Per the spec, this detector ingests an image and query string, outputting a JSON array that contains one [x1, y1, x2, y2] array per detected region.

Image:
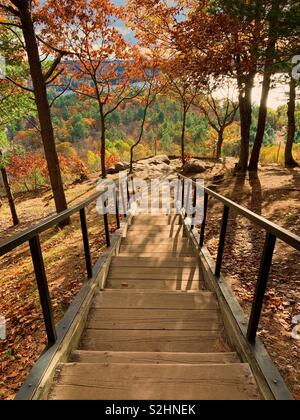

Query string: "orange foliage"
[[7, 152, 88, 191], [105, 154, 119, 169]]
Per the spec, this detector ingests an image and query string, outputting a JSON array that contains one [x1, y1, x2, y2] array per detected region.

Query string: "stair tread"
[[107, 267, 201, 280], [106, 278, 202, 290], [70, 350, 240, 364], [111, 256, 199, 267], [92, 290, 218, 310], [79, 329, 227, 352], [86, 308, 222, 330], [50, 363, 260, 400]]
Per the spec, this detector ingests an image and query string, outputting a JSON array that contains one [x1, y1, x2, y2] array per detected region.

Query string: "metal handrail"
[[177, 173, 300, 342], [178, 174, 300, 251], [0, 190, 105, 256], [0, 187, 120, 347]]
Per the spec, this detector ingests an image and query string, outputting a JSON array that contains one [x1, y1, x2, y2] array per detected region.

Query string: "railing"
[[0, 188, 122, 347], [178, 174, 300, 343]]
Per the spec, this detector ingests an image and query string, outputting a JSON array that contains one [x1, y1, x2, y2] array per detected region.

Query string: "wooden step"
[[70, 350, 240, 365], [131, 215, 182, 225], [128, 225, 185, 233], [121, 238, 192, 245], [120, 246, 195, 256], [86, 308, 222, 330], [50, 363, 260, 400], [108, 267, 201, 280], [126, 226, 187, 240], [79, 330, 224, 352], [106, 278, 202, 290], [131, 220, 182, 226], [119, 252, 196, 258], [110, 256, 199, 268], [92, 290, 218, 310]]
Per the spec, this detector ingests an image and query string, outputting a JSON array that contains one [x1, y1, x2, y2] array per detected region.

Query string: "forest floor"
[[203, 163, 300, 400], [0, 160, 299, 399], [0, 175, 117, 399]]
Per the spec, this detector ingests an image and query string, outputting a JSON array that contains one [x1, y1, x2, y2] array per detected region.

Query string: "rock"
[[107, 167, 119, 175], [115, 162, 130, 172], [182, 159, 206, 174], [148, 155, 170, 165], [107, 162, 130, 174]]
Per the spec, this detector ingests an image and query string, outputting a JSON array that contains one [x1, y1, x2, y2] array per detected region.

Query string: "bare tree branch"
[[43, 53, 65, 82], [5, 76, 34, 93], [49, 78, 73, 108]]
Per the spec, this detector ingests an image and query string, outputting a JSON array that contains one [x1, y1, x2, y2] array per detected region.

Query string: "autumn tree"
[[129, 52, 162, 173], [173, 1, 261, 171], [279, 36, 300, 167], [285, 72, 299, 167], [41, 0, 142, 178], [161, 56, 206, 165], [0, 26, 34, 225], [0, 0, 69, 219], [193, 79, 239, 159], [248, 0, 299, 171]]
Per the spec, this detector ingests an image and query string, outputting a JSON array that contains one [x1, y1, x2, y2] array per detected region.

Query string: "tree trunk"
[[181, 108, 187, 166], [248, 62, 273, 171], [237, 73, 255, 171], [249, 7, 278, 173], [285, 75, 298, 168], [100, 109, 106, 179], [17, 3, 69, 221], [0, 165, 19, 226], [130, 102, 149, 174], [216, 128, 224, 160]]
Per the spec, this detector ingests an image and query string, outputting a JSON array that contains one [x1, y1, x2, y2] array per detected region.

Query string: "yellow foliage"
[[56, 142, 78, 159], [259, 144, 300, 164], [224, 122, 240, 145]]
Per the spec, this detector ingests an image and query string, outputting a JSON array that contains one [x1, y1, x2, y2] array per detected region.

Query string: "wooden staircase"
[[49, 214, 260, 400]]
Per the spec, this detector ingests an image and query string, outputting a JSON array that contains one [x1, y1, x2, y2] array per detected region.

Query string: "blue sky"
[[111, 0, 136, 44]]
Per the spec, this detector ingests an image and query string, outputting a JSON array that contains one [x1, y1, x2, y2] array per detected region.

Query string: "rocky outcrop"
[[182, 159, 207, 174], [147, 155, 170, 165], [107, 162, 130, 174]]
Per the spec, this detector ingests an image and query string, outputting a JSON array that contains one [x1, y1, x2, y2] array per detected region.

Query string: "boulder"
[[107, 167, 119, 175], [114, 162, 129, 172], [182, 159, 207, 174], [148, 155, 170, 165], [107, 162, 130, 174]]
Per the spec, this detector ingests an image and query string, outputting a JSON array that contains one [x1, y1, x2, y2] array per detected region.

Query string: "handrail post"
[[79, 208, 93, 279], [184, 179, 191, 219], [191, 179, 197, 230], [103, 198, 111, 247], [115, 187, 120, 229], [131, 176, 135, 199], [247, 232, 276, 342], [181, 177, 185, 210], [29, 235, 57, 346], [199, 192, 208, 248], [215, 205, 229, 278], [127, 178, 130, 206], [120, 181, 127, 218], [175, 176, 181, 214]]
